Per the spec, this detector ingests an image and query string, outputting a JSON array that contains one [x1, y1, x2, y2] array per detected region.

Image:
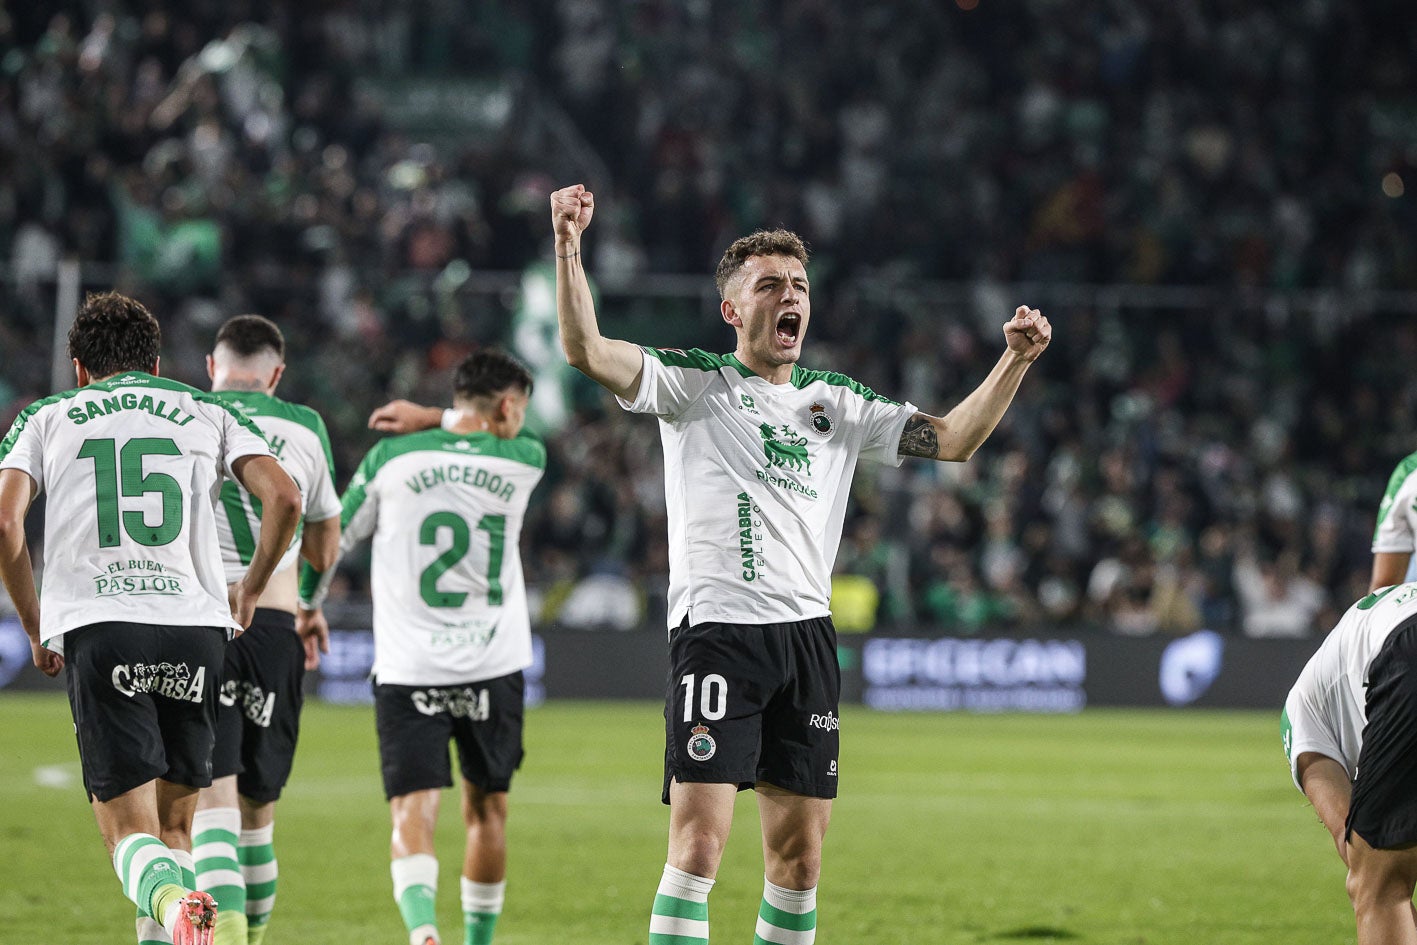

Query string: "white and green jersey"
[[209, 391, 340, 584], [0, 372, 275, 643], [618, 347, 916, 629], [1373, 452, 1417, 566], [338, 428, 545, 686], [1282, 582, 1417, 790]]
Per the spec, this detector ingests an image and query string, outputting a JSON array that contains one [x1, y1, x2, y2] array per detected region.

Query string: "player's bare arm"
[[369, 399, 445, 434], [294, 515, 339, 667], [1370, 552, 1411, 592], [295, 605, 330, 670], [301, 515, 340, 573], [551, 184, 644, 400], [898, 306, 1052, 461], [230, 454, 302, 628], [1296, 751, 1353, 865], [0, 468, 59, 675]]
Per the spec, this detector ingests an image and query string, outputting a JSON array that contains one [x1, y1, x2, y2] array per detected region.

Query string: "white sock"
[[659, 863, 714, 902], [460, 877, 506, 914], [392, 853, 440, 945]]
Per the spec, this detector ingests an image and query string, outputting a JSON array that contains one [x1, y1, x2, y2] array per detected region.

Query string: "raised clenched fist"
[[1003, 305, 1052, 362], [550, 184, 595, 243]]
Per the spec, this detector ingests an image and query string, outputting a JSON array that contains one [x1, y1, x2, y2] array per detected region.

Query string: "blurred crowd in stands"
[[1, 0, 1415, 636]]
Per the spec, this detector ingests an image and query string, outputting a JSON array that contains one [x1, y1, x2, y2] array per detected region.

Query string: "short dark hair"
[[67, 291, 161, 379], [454, 348, 533, 402], [714, 229, 810, 298], [214, 314, 285, 360]]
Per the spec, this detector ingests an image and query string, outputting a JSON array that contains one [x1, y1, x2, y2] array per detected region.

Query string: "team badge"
[[808, 402, 834, 436], [687, 724, 717, 762]]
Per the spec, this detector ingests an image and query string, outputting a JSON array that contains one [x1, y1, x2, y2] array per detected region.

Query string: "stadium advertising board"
[[0, 615, 1312, 711], [0, 616, 32, 691], [855, 635, 1087, 712], [843, 627, 1314, 711]]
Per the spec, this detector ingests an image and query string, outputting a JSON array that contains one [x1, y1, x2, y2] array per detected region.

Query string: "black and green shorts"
[[662, 615, 840, 804], [64, 622, 225, 802], [211, 608, 306, 803], [1349, 616, 1417, 849]]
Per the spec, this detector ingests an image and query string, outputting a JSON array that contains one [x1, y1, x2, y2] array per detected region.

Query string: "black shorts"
[[64, 622, 226, 803], [211, 609, 305, 804], [374, 672, 526, 800], [1349, 617, 1417, 849], [662, 616, 840, 804]]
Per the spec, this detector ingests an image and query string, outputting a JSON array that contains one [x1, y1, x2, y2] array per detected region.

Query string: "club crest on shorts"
[[687, 724, 717, 762], [808, 402, 833, 436]]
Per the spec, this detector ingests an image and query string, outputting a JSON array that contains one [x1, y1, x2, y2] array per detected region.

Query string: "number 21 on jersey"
[[419, 510, 505, 608]]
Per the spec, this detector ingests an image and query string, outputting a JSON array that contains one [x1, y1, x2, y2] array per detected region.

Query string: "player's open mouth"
[[776, 312, 801, 345]]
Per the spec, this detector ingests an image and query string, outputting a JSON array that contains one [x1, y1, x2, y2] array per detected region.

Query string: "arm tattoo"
[[897, 414, 940, 459]]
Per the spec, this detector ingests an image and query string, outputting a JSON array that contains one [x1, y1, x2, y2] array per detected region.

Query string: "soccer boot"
[[171, 891, 218, 945]]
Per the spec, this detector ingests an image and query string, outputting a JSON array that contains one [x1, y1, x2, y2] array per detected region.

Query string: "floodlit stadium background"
[[0, 4, 1410, 939], [3, 1, 1415, 642]]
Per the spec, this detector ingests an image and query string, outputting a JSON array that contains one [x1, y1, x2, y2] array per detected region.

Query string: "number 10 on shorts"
[[680, 673, 728, 722]]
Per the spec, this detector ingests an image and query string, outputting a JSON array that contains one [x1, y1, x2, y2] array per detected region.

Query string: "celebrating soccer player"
[[549, 183, 1051, 944], [189, 315, 342, 945], [303, 349, 545, 945], [0, 293, 301, 945], [1283, 581, 1417, 943]]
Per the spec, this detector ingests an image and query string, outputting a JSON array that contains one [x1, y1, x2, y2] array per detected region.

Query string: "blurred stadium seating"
[[2, 1, 1415, 637]]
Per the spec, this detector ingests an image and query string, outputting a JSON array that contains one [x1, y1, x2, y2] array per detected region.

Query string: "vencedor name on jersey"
[[405, 462, 517, 502]]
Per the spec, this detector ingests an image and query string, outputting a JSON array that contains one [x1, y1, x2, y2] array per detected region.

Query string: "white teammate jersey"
[[337, 428, 545, 686], [0, 371, 275, 643], [618, 347, 916, 629], [1373, 451, 1417, 560], [209, 391, 340, 584], [1282, 582, 1417, 790]]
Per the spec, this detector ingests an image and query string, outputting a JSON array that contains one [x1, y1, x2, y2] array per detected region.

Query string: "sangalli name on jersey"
[[65, 391, 196, 427]]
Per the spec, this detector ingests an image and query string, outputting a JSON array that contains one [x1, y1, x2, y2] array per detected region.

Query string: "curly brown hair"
[[714, 229, 809, 299], [67, 291, 161, 380]]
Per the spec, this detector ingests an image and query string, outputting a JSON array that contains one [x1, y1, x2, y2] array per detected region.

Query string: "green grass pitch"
[[0, 694, 1353, 943]]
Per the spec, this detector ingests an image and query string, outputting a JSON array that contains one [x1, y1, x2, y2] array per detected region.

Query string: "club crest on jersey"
[[808, 402, 834, 436], [687, 724, 717, 762], [759, 423, 811, 474]]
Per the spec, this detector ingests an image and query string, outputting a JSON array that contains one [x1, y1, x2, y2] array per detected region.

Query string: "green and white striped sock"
[[194, 809, 245, 914], [114, 834, 185, 916], [192, 812, 248, 945], [133, 848, 194, 945], [114, 833, 188, 941], [461, 877, 504, 945], [239, 823, 277, 944], [393, 853, 440, 945], [128, 849, 201, 945], [648, 863, 713, 945], [753, 879, 817, 945], [170, 849, 196, 890]]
